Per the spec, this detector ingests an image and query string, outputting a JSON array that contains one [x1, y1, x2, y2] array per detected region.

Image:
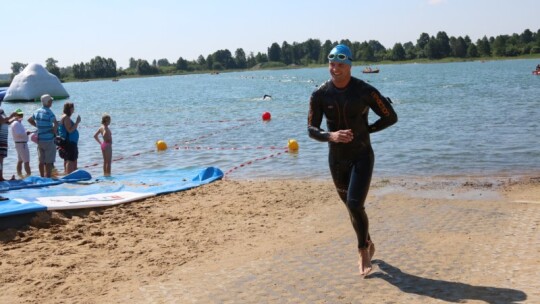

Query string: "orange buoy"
[[288, 139, 299, 151], [156, 140, 168, 151]]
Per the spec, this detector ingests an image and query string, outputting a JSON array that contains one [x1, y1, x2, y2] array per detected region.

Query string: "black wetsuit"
[[308, 77, 397, 249]]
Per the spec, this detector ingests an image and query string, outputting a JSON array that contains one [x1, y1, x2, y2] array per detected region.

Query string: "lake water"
[[2, 59, 539, 180]]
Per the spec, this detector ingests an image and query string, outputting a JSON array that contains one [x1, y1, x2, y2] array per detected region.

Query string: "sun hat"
[[40, 94, 54, 105], [328, 44, 353, 66], [15, 109, 24, 115]]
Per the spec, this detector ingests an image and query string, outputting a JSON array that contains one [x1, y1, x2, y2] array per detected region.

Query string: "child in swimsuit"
[[93, 114, 112, 176]]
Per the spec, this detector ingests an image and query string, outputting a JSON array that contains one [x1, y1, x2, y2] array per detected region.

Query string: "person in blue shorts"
[[28, 94, 58, 178], [308, 44, 398, 277]]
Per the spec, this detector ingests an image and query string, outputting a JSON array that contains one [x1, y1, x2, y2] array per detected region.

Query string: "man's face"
[[329, 61, 351, 83]]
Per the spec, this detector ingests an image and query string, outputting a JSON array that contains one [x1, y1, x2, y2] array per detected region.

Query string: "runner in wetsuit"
[[308, 44, 398, 277]]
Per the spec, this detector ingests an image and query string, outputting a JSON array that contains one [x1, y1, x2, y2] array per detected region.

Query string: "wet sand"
[[1, 175, 539, 303]]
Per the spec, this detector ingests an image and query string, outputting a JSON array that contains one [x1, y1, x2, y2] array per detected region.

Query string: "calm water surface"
[[3, 59, 539, 180]]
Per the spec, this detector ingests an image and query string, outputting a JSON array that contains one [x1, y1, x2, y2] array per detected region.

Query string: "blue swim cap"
[[328, 44, 352, 66]]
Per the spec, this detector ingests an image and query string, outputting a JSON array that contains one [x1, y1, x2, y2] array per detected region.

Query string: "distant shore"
[[1, 54, 539, 87]]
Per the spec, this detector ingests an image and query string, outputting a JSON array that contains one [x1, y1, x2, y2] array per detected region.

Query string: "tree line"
[[9, 28, 540, 81]]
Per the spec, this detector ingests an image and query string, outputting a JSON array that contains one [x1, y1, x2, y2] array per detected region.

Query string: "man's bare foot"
[[358, 248, 372, 277]]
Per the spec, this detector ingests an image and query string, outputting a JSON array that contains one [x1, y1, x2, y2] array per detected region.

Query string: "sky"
[[1, 0, 539, 74]]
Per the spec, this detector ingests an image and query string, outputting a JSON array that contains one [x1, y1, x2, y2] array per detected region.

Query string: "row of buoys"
[[155, 138, 299, 152], [155, 111, 300, 152]]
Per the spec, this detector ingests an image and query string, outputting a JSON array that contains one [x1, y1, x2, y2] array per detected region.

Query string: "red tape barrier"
[[223, 148, 290, 178], [81, 121, 257, 169]]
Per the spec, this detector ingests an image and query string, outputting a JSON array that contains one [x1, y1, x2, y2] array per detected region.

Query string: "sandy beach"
[[1, 174, 539, 303]]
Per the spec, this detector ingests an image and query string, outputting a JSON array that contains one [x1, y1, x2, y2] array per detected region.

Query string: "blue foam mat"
[[0, 167, 223, 218]]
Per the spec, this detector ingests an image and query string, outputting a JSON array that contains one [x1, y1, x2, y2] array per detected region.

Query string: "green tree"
[[304, 38, 321, 63], [129, 57, 137, 69], [477, 36, 491, 56], [246, 52, 257, 67], [416, 33, 430, 50], [467, 43, 478, 57], [436, 31, 451, 57], [88, 56, 117, 78], [255, 52, 268, 64], [492, 35, 508, 56], [358, 42, 375, 61], [403, 42, 417, 59], [10, 62, 27, 78], [136, 59, 158, 75], [268, 43, 281, 62], [424, 38, 441, 59], [212, 49, 235, 69], [72, 62, 88, 79], [205, 55, 213, 70], [45, 58, 61, 78], [367, 40, 386, 60], [234, 48, 247, 69], [391, 43, 406, 61], [212, 62, 224, 70], [157, 59, 170, 67], [281, 41, 294, 65], [176, 57, 188, 70], [450, 37, 467, 58], [197, 55, 206, 67], [319, 40, 334, 64]]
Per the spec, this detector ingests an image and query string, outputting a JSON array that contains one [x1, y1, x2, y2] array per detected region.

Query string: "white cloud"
[[428, 0, 446, 5]]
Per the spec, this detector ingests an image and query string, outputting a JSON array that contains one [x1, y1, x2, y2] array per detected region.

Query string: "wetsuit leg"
[[329, 151, 374, 249]]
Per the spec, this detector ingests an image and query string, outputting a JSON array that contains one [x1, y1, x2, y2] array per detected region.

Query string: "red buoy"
[[262, 111, 271, 121]]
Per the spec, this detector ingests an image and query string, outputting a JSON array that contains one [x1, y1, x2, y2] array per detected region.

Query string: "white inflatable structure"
[[3, 63, 69, 102]]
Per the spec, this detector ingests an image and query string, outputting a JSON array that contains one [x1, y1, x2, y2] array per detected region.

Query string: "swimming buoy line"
[[223, 148, 290, 178], [80, 120, 263, 169], [173, 145, 285, 151]]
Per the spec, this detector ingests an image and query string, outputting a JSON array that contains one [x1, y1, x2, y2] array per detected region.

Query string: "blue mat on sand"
[[0, 169, 91, 192], [0, 167, 223, 218]]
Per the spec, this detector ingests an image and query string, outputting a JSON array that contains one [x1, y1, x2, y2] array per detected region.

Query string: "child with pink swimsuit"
[[93, 114, 112, 176]]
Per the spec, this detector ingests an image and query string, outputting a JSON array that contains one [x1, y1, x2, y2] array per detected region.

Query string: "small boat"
[[362, 68, 380, 74]]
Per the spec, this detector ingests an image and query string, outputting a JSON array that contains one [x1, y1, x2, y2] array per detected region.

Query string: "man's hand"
[[329, 129, 353, 143]]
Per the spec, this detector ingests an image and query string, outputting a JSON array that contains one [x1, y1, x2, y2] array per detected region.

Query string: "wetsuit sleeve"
[[366, 90, 398, 133], [307, 92, 331, 142]]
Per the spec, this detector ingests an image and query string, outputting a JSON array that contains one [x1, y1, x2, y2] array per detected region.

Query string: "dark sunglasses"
[[328, 53, 351, 61]]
